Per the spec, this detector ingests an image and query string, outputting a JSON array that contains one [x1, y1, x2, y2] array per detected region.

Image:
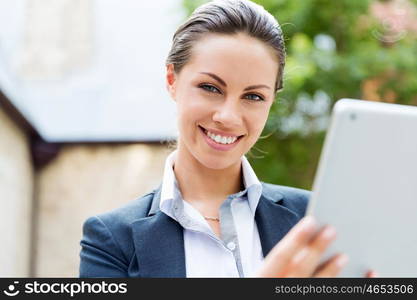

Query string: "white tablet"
[[306, 98, 417, 277]]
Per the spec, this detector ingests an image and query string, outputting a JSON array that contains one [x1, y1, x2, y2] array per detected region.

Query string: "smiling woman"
[[79, 0, 356, 278]]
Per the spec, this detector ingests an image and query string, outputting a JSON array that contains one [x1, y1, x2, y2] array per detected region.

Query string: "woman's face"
[[166, 32, 279, 170]]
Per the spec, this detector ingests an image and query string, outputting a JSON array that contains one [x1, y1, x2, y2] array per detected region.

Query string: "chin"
[[195, 151, 240, 170]]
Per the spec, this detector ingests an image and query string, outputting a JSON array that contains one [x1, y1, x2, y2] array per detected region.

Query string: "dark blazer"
[[79, 182, 310, 277]]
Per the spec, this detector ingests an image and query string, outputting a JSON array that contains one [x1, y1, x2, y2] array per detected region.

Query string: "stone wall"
[[0, 106, 33, 276]]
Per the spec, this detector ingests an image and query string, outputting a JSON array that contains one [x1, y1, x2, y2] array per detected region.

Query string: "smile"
[[198, 125, 244, 151]]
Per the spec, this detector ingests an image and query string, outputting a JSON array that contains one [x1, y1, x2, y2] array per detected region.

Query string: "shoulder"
[[260, 181, 311, 218], [85, 188, 157, 232], [81, 189, 157, 263], [94, 190, 156, 227]]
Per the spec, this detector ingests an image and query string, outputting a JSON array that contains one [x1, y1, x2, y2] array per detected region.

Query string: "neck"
[[173, 144, 244, 209]]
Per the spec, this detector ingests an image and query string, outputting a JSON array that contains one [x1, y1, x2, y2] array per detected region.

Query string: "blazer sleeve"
[[79, 216, 128, 277]]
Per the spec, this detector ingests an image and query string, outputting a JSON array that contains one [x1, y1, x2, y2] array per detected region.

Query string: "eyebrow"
[[199, 72, 271, 91]]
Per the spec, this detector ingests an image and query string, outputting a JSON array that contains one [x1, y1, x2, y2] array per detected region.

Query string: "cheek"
[[248, 108, 270, 133], [178, 88, 210, 114], [176, 92, 208, 127]]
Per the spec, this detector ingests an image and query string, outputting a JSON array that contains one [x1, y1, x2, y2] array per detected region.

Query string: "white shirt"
[[159, 150, 264, 277]]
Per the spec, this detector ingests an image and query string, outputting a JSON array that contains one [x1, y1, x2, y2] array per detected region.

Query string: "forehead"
[[183, 32, 279, 83]]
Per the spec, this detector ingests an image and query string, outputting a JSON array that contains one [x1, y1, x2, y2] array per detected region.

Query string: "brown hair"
[[166, 0, 286, 92]]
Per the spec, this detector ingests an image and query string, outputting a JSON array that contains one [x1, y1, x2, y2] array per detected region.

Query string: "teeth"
[[206, 130, 238, 145]]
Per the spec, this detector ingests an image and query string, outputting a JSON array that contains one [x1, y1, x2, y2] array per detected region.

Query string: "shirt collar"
[[160, 150, 178, 205], [160, 149, 263, 213], [241, 154, 263, 213]]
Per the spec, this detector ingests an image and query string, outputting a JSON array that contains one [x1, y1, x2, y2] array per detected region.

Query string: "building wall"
[[34, 143, 172, 276], [0, 106, 33, 276]]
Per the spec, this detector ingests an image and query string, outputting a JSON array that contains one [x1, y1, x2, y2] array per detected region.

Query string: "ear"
[[166, 64, 177, 101]]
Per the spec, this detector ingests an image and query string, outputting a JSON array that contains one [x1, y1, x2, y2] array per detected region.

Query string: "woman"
[[79, 0, 371, 278]]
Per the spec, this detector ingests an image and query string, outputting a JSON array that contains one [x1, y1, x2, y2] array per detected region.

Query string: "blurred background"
[[0, 0, 416, 277]]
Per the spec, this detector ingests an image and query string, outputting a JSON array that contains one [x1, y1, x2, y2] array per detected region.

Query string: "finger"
[[365, 270, 378, 278], [286, 225, 337, 277], [313, 253, 348, 278], [257, 216, 318, 277]]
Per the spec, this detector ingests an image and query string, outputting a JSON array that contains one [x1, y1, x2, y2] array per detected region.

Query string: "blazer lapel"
[[255, 184, 301, 257], [131, 187, 186, 278]]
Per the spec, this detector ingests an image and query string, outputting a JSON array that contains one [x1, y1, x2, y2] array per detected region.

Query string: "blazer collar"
[[254, 184, 301, 257], [131, 182, 300, 277]]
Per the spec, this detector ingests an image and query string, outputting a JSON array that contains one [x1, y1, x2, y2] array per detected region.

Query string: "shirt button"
[[227, 241, 236, 251]]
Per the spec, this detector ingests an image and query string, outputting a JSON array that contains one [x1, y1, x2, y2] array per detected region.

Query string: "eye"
[[199, 84, 221, 94], [244, 93, 265, 101]]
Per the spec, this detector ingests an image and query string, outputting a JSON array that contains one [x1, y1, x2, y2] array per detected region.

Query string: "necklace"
[[204, 216, 220, 222]]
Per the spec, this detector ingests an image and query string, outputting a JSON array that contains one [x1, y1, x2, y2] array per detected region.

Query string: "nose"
[[212, 98, 242, 128]]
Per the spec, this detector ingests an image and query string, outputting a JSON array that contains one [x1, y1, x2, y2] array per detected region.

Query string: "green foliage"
[[182, 0, 417, 189]]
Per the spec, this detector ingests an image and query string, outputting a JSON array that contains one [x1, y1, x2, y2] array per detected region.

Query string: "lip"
[[200, 126, 243, 138], [198, 125, 244, 152]]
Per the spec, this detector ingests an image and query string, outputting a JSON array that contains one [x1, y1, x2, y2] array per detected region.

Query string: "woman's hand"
[[256, 216, 348, 277]]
